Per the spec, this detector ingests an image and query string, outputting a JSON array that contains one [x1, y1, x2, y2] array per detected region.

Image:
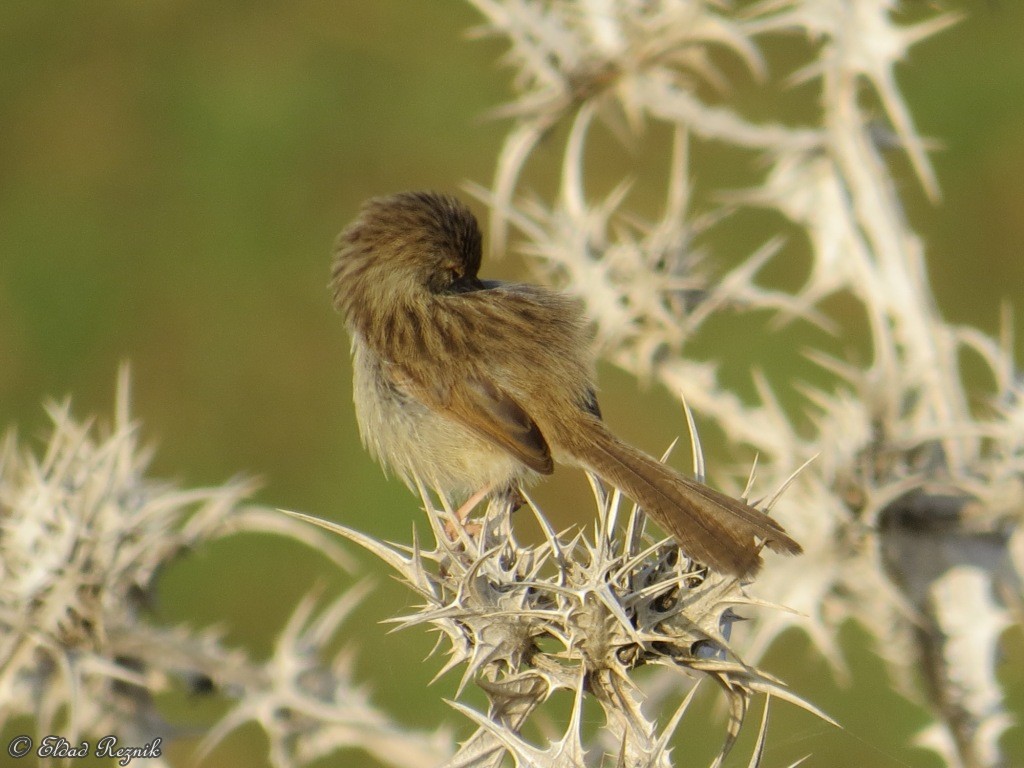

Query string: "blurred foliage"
[[0, 1, 1021, 766]]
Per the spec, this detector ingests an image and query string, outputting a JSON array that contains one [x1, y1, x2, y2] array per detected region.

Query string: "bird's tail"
[[569, 420, 801, 577]]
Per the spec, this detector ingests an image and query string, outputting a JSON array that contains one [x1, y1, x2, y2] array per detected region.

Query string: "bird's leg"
[[498, 484, 526, 512], [456, 484, 494, 523], [443, 484, 493, 541]]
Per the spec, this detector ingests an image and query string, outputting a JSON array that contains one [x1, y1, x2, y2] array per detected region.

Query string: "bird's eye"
[[435, 264, 482, 294]]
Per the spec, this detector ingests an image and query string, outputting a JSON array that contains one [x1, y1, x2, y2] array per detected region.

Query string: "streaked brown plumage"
[[332, 190, 801, 577]]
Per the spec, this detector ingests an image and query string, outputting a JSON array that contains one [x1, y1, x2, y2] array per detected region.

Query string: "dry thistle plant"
[[286, 444, 827, 768], [460, 1, 1024, 766], [0, 368, 449, 768]]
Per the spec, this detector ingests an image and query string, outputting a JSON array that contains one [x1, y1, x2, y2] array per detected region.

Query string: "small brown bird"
[[331, 191, 801, 577]]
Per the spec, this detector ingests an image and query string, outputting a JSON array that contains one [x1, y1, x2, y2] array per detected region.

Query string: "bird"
[[330, 190, 801, 577]]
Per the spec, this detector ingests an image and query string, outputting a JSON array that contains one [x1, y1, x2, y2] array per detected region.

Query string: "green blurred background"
[[1, 1, 1022, 766]]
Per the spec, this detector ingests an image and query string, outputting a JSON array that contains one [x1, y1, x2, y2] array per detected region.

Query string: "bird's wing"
[[396, 366, 554, 475]]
